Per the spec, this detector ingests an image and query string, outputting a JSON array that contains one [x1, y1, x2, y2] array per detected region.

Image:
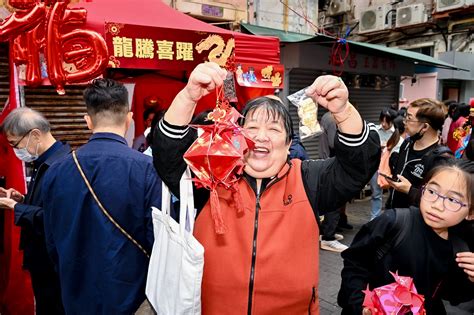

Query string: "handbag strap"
[[161, 167, 195, 236], [179, 167, 195, 235], [72, 151, 150, 258]]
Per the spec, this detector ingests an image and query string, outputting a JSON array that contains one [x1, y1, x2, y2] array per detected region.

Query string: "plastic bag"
[[287, 88, 322, 140]]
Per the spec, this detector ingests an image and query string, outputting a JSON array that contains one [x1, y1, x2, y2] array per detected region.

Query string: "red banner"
[[105, 22, 234, 70], [235, 63, 284, 88]]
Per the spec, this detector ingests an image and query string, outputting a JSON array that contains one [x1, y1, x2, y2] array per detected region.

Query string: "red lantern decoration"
[[184, 88, 254, 234]]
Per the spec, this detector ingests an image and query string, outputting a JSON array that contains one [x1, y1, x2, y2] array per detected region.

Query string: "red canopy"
[[73, 0, 280, 65]]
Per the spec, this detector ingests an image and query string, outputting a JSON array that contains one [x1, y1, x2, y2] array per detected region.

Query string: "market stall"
[[72, 0, 281, 138]]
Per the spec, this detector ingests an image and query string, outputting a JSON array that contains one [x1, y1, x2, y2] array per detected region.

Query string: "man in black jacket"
[[0, 108, 69, 315], [386, 98, 452, 209]]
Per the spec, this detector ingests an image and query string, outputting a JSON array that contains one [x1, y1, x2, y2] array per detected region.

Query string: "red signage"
[[235, 63, 284, 88], [105, 22, 234, 70]]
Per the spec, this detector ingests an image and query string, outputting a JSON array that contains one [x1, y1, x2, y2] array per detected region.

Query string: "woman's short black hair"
[[240, 96, 294, 144]]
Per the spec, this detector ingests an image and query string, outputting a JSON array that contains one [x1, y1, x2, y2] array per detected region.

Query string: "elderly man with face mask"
[[0, 108, 69, 315], [152, 62, 381, 314]]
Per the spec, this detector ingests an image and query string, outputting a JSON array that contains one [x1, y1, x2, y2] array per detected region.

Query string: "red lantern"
[[184, 90, 254, 234]]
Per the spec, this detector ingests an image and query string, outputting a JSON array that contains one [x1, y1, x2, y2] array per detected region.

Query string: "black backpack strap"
[[375, 208, 411, 261]]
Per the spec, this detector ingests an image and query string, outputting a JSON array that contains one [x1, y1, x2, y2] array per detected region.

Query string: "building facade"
[[320, 0, 474, 103]]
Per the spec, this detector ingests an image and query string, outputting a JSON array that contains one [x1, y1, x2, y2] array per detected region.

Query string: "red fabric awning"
[[73, 0, 280, 65]]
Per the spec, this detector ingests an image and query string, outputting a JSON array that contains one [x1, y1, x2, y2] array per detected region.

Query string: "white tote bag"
[[146, 168, 204, 315]]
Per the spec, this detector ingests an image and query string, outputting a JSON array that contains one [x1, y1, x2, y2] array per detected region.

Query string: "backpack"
[[375, 207, 470, 262], [375, 208, 411, 261]]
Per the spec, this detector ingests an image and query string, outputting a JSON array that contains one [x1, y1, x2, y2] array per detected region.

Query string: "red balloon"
[[46, 1, 108, 94], [8, 0, 37, 10], [0, 1, 45, 41], [12, 25, 43, 86], [0, 1, 46, 86]]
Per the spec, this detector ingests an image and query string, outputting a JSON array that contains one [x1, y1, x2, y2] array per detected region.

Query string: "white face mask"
[[13, 133, 39, 163]]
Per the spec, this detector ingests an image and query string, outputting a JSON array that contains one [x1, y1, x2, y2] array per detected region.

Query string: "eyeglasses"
[[10, 129, 33, 149], [421, 186, 467, 212], [403, 117, 421, 123]]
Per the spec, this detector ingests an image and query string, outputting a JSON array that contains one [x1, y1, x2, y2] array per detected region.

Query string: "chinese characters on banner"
[[0, 0, 108, 94], [235, 63, 284, 88], [329, 51, 397, 72], [105, 22, 235, 71]]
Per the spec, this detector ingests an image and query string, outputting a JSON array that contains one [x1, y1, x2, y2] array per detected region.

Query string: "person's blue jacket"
[[42, 133, 162, 315], [289, 133, 309, 160]]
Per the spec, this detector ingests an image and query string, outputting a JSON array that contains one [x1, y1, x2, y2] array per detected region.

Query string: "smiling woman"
[[240, 98, 293, 184], [152, 62, 381, 314]]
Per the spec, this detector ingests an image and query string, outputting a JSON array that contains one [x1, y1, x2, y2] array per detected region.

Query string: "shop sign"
[[105, 22, 234, 70], [329, 51, 397, 72], [202, 4, 224, 18], [235, 63, 284, 88]]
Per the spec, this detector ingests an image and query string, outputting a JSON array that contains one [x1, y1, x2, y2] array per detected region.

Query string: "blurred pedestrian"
[[370, 109, 396, 220], [318, 111, 349, 252], [133, 107, 157, 152], [447, 103, 470, 153], [441, 101, 457, 145]]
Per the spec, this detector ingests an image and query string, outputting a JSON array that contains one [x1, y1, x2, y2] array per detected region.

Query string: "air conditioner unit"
[[435, 0, 474, 12], [358, 5, 389, 34], [396, 4, 427, 28], [326, 0, 351, 17]]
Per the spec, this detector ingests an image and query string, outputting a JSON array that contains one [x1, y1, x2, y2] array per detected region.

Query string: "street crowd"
[[0, 62, 473, 314]]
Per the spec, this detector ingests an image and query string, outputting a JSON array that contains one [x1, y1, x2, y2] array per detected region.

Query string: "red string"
[[330, 39, 349, 76]]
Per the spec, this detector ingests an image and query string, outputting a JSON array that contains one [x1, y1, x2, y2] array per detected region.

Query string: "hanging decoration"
[[183, 86, 254, 234], [330, 26, 351, 76], [0, 0, 108, 94]]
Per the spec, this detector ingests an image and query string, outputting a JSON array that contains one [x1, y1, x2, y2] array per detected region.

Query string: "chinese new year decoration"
[[183, 87, 254, 234], [0, 0, 108, 94], [196, 34, 235, 68], [363, 271, 425, 314], [104, 22, 235, 71]]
